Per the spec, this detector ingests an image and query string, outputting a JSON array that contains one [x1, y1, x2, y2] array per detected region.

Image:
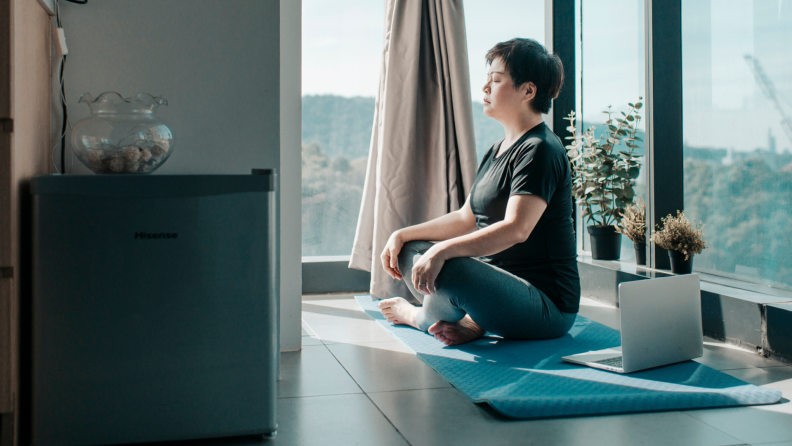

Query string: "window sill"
[[302, 256, 370, 295], [578, 255, 792, 365], [303, 255, 352, 263]]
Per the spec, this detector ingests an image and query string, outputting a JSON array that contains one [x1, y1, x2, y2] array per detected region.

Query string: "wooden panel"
[[0, 0, 16, 417], [0, 275, 11, 415], [0, 0, 10, 119], [1, 4, 51, 446]]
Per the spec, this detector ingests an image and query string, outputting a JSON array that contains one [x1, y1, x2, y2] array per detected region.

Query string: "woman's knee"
[[402, 240, 433, 254], [398, 240, 434, 270]]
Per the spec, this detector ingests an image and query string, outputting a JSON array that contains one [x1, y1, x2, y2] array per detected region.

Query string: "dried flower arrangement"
[[617, 197, 646, 244], [650, 211, 707, 260]]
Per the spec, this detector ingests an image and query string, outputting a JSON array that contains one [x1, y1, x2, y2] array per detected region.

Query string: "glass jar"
[[71, 92, 175, 174]]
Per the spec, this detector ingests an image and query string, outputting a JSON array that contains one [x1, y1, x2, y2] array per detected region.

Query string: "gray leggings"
[[398, 240, 576, 340]]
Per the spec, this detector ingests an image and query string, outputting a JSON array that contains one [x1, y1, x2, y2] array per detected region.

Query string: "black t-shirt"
[[469, 122, 581, 313]]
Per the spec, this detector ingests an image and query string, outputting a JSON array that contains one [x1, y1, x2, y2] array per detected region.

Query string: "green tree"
[[684, 156, 792, 288], [302, 143, 368, 256]]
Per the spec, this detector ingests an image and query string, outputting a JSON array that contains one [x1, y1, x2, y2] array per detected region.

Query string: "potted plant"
[[617, 197, 647, 265], [564, 98, 643, 260], [650, 211, 708, 274]]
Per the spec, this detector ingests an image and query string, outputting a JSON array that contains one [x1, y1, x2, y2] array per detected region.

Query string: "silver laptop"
[[562, 274, 703, 373]]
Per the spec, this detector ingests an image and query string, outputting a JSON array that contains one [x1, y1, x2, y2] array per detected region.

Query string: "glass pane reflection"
[[579, 0, 646, 262], [301, 1, 383, 257], [683, 0, 792, 289]]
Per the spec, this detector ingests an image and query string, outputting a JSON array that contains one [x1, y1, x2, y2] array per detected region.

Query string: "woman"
[[378, 38, 581, 346]]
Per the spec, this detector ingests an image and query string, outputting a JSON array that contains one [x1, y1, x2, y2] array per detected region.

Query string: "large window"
[[464, 0, 544, 162], [302, 1, 543, 257], [682, 0, 792, 289], [576, 0, 646, 261], [301, 0, 383, 257]]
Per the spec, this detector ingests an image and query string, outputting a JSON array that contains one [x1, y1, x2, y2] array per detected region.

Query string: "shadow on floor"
[[301, 302, 375, 321]]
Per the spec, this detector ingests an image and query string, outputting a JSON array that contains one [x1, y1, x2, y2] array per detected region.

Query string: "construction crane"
[[744, 54, 792, 146]]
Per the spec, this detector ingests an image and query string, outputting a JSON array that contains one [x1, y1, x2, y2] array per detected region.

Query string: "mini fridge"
[[30, 173, 278, 445]]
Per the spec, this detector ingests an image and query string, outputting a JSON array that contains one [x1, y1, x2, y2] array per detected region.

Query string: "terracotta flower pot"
[[587, 225, 622, 260]]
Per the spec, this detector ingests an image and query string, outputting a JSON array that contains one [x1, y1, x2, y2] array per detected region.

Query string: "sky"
[[463, 1, 545, 102], [579, 0, 645, 131], [682, 0, 792, 153], [302, 0, 792, 153], [301, 0, 544, 102], [301, 0, 384, 98]]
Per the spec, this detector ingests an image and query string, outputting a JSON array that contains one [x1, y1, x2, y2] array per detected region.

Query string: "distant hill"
[[301, 94, 660, 166], [302, 94, 505, 162], [302, 95, 376, 160]]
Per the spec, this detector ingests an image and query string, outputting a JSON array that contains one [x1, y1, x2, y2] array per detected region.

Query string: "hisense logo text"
[[134, 232, 178, 240]]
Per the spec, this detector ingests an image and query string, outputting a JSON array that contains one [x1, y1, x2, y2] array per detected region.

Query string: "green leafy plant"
[[564, 99, 643, 226], [617, 196, 646, 244], [651, 211, 708, 260]]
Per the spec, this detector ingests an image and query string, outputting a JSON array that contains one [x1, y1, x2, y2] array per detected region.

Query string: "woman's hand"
[[381, 231, 405, 280], [412, 245, 447, 295]]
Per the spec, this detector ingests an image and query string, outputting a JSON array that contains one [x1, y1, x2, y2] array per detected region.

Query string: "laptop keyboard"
[[595, 356, 623, 368]]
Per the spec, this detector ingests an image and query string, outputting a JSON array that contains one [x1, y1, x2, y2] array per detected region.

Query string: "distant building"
[[723, 148, 734, 165]]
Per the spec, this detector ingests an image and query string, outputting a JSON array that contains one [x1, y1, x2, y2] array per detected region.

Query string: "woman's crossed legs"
[[379, 240, 576, 345]]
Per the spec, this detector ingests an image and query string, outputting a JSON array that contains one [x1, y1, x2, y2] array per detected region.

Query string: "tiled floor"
[[182, 293, 792, 446]]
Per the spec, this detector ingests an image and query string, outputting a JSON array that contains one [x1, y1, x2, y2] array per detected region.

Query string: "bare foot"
[[378, 297, 420, 330], [428, 315, 485, 346]]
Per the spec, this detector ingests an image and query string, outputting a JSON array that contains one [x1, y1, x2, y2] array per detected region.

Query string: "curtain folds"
[[349, 0, 478, 301]]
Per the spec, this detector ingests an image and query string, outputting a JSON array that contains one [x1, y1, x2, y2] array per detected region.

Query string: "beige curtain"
[[349, 0, 478, 300]]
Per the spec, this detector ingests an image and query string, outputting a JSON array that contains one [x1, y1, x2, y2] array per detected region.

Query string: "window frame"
[[305, 0, 792, 296], [570, 0, 683, 271]]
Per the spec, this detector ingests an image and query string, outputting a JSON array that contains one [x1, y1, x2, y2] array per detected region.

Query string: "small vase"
[[587, 225, 622, 260], [668, 250, 694, 274], [633, 242, 646, 266], [71, 92, 175, 174]]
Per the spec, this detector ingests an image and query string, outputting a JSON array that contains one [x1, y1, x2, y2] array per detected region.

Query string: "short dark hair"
[[485, 38, 564, 114]]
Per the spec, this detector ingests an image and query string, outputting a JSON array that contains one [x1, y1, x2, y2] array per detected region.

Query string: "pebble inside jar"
[[71, 92, 175, 174]]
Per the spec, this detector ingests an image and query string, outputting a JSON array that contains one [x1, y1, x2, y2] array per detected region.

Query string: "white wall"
[[59, 0, 280, 175], [57, 0, 302, 352], [279, 0, 302, 352]]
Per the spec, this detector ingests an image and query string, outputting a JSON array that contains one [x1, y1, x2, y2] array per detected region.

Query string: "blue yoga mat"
[[355, 296, 782, 419]]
